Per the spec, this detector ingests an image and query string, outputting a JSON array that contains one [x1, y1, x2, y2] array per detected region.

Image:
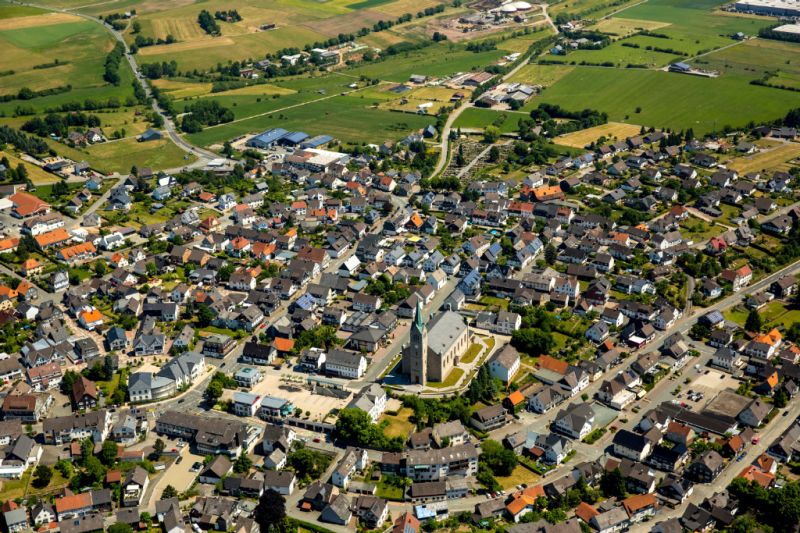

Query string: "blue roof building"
[[278, 131, 309, 146], [247, 128, 289, 149], [300, 135, 334, 149]]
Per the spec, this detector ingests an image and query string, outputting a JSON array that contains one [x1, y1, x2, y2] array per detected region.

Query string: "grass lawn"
[[461, 343, 483, 364], [755, 300, 800, 329], [479, 295, 509, 311], [426, 367, 465, 389], [484, 336, 496, 354], [679, 216, 719, 243], [380, 407, 415, 439], [727, 142, 800, 174], [376, 476, 405, 500], [553, 331, 570, 351], [96, 372, 121, 398], [724, 306, 748, 326], [0, 470, 30, 501], [495, 464, 541, 489]]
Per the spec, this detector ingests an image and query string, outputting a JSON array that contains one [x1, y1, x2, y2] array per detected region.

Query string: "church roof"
[[427, 311, 467, 356]]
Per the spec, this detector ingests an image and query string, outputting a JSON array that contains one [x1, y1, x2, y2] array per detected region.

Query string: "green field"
[[186, 93, 433, 146], [51, 137, 196, 174], [530, 66, 799, 134], [453, 107, 529, 133], [0, 15, 136, 112]]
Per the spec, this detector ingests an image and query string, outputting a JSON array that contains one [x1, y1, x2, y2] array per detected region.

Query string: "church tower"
[[403, 299, 428, 385]]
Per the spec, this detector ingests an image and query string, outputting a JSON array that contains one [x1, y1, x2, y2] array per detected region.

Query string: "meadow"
[[452, 108, 530, 133], [524, 66, 799, 134], [0, 5, 137, 114], [185, 93, 433, 146], [51, 137, 196, 175]]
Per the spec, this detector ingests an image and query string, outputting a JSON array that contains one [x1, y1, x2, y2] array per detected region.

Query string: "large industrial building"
[[733, 0, 800, 16]]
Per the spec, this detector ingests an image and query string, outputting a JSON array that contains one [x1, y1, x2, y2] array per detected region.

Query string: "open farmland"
[[591, 17, 671, 36], [696, 38, 800, 90], [51, 137, 196, 175], [185, 93, 433, 147], [452, 108, 529, 133], [507, 63, 575, 86], [41, 0, 460, 71], [0, 4, 136, 113], [528, 67, 800, 134], [555, 122, 643, 148], [727, 143, 800, 174]]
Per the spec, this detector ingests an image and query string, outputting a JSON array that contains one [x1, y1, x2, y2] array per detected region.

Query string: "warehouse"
[[734, 0, 800, 16]]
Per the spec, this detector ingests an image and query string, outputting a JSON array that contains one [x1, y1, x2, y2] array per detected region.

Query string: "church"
[[402, 300, 470, 385]]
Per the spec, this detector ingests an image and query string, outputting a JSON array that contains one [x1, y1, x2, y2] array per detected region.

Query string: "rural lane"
[[12, 0, 230, 165]]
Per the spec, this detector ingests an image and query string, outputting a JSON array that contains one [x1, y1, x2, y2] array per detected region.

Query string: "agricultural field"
[[554, 121, 642, 148], [343, 42, 507, 83], [506, 63, 575, 86], [186, 92, 433, 147], [0, 9, 129, 100], [726, 142, 800, 174], [452, 108, 530, 133], [591, 17, 670, 37], [528, 67, 800, 134], [36, 0, 458, 71], [0, 150, 59, 184], [697, 38, 800, 90], [51, 137, 196, 175]]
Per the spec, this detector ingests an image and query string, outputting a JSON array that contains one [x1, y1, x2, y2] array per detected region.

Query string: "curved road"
[[432, 4, 558, 177], [14, 0, 230, 166]]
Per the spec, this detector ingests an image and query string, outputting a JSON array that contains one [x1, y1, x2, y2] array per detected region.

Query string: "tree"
[[33, 465, 52, 488], [600, 468, 626, 498], [483, 125, 500, 143], [196, 304, 214, 327], [234, 453, 253, 473], [288, 448, 331, 480], [205, 380, 223, 402], [745, 309, 763, 333], [55, 459, 73, 478], [487, 145, 500, 162], [254, 489, 286, 531], [544, 244, 557, 265], [480, 439, 517, 476], [511, 328, 555, 357], [83, 455, 107, 485], [775, 387, 789, 409], [161, 485, 178, 499], [108, 525, 133, 533], [100, 439, 118, 466], [335, 408, 374, 445], [153, 438, 165, 458]]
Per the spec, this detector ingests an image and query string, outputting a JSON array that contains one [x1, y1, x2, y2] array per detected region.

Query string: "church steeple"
[[413, 299, 425, 333]]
